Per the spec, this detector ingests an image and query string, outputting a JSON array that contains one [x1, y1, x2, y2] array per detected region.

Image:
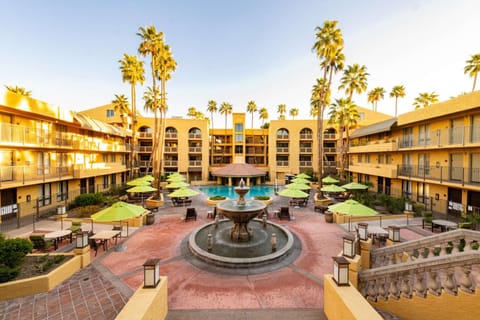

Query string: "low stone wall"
[[115, 277, 168, 320], [324, 275, 382, 320], [0, 253, 82, 301]]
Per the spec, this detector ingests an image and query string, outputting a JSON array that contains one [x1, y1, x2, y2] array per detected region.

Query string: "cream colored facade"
[[348, 91, 480, 217], [0, 89, 129, 219]]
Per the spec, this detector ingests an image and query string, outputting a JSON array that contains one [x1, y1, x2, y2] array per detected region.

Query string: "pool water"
[[198, 185, 275, 198]]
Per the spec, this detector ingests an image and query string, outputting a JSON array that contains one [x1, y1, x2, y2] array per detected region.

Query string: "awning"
[[73, 113, 126, 137], [212, 163, 266, 177], [349, 118, 397, 139]]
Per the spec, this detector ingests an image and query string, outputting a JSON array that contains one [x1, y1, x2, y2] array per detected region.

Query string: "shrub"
[[471, 240, 479, 250], [209, 195, 226, 201], [71, 193, 104, 208], [254, 196, 270, 200], [0, 266, 20, 283], [0, 238, 33, 268]]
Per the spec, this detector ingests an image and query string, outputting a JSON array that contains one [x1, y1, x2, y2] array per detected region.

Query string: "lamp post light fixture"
[[75, 231, 89, 249], [332, 256, 350, 286], [143, 258, 161, 288], [358, 223, 368, 241], [342, 235, 356, 258], [388, 225, 401, 242]]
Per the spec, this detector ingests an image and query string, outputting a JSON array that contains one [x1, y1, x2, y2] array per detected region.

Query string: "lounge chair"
[[278, 207, 291, 220], [185, 207, 197, 221]]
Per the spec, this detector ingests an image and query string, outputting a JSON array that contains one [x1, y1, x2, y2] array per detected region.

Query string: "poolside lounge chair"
[[278, 207, 291, 220], [185, 207, 197, 221]]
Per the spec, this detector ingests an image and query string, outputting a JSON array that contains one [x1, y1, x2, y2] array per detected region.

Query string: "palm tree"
[[259, 107, 269, 126], [289, 108, 299, 120], [413, 92, 439, 109], [4, 85, 32, 97], [219, 102, 232, 163], [339, 64, 369, 100], [142, 86, 161, 174], [464, 53, 480, 92], [156, 42, 177, 181], [328, 98, 359, 181], [247, 100, 257, 129], [277, 104, 286, 120], [137, 25, 163, 185], [187, 106, 197, 118], [389, 85, 406, 116], [207, 100, 217, 166], [119, 53, 145, 177], [312, 20, 344, 190], [367, 87, 385, 112], [112, 94, 130, 128]]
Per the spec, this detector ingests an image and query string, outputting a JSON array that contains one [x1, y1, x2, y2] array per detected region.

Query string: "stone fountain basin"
[[216, 199, 266, 223]]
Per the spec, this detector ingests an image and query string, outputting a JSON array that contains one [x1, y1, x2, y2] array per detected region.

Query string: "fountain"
[[188, 179, 296, 269]]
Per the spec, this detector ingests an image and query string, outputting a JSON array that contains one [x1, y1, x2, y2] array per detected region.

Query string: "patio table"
[[90, 230, 121, 251], [367, 226, 388, 246], [432, 219, 457, 232], [45, 230, 72, 250]]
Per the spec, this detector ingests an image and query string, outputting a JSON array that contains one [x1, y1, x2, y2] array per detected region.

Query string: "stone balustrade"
[[359, 252, 480, 301], [371, 229, 480, 268]]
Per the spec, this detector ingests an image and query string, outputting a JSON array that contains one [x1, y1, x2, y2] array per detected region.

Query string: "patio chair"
[[185, 207, 197, 221], [278, 207, 291, 220], [89, 238, 100, 256], [29, 234, 55, 251]]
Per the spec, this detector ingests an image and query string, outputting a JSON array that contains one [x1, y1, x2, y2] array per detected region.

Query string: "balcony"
[[164, 147, 178, 153], [276, 147, 289, 153], [398, 125, 480, 150], [73, 163, 127, 178], [276, 134, 289, 140], [138, 132, 152, 138], [165, 132, 177, 139], [348, 163, 398, 178], [189, 147, 202, 153], [323, 133, 336, 140], [397, 164, 480, 187], [276, 160, 289, 167], [164, 160, 178, 167], [349, 140, 398, 153], [138, 146, 153, 152], [323, 147, 337, 153], [188, 160, 202, 167], [299, 147, 312, 153], [0, 165, 74, 188], [188, 133, 202, 139], [299, 161, 312, 167], [300, 134, 313, 140]]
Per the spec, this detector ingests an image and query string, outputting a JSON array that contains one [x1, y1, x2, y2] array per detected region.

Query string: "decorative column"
[[360, 238, 372, 269]]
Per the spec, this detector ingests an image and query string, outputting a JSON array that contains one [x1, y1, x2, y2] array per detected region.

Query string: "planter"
[[146, 195, 164, 208], [145, 213, 155, 225], [324, 211, 334, 223]]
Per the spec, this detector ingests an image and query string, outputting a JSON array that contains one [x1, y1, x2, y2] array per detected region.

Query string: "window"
[[235, 123, 243, 132], [103, 176, 109, 189], [365, 154, 370, 163], [402, 180, 412, 199], [111, 174, 116, 186], [418, 153, 430, 176], [450, 153, 463, 181], [235, 145, 243, 153], [106, 109, 114, 117], [57, 181, 68, 201], [38, 183, 51, 207], [386, 154, 392, 164], [417, 182, 428, 203], [378, 154, 384, 164], [37, 152, 50, 175], [358, 154, 363, 163], [235, 134, 243, 143], [419, 124, 431, 146], [110, 153, 115, 162], [402, 127, 413, 147]]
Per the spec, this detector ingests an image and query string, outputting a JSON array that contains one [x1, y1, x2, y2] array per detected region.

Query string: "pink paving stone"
[[401, 227, 430, 241]]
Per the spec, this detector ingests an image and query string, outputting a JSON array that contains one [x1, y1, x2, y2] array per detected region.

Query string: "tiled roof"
[[211, 163, 266, 177], [349, 117, 397, 139]]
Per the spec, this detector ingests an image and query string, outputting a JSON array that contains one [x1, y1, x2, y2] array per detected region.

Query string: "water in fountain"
[[188, 179, 295, 269]]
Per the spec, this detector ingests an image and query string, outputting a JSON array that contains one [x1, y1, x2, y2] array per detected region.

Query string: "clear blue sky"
[[1, 0, 479, 128]]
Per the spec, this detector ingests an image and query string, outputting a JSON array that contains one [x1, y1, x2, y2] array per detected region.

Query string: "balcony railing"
[[138, 146, 152, 152], [276, 147, 289, 153], [299, 147, 312, 153], [300, 134, 313, 140], [165, 132, 178, 139], [397, 164, 480, 186], [189, 147, 202, 153], [323, 133, 336, 140], [299, 161, 312, 167], [164, 160, 178, 167], [188, 133, 202, 139], [138, 132, 152, 138], [276, 160, 289, 166], [0, 164, 74, 187], [323, 161, 337, 167], [398, 125, 480, 150], [188, 160, 202, 166], [323, 147, 336, 153], [276, 134, 289, 140], [164, 147, 178, 153]]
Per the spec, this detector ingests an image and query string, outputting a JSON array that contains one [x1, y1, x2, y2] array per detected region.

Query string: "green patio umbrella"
[[322, 176, 339, 184], [320, 184, 346, 193], [328, 199, 379, 216], [278, 188, 309, 198], [127, 178, 152, 186], [126, 185, 158, 193], [91, 201, 146, 222], [291, 177, 311, 184], [167, 187, 199, 198], [341, 182, 369, 191], [166, 173, 186, 181], [140, 174, 155, 182], [165, 181, 190, 189], [286, 182, 311, 190], [296, 173, 312, 179]]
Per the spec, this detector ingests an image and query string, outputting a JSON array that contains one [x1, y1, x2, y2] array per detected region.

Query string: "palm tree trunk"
[[130, 84, 137, 178], [473, 74, 478, 92], [157, 79, 166, 188], [210, 113, 214, 167], [395, 97, 398, 117]]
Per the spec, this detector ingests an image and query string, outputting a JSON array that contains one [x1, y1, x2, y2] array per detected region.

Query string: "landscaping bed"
[[14, 254, 73, 281]]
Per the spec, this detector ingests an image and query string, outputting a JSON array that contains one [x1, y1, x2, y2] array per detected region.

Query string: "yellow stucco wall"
[[115, 276, 168, 320], [372, 289, 480, 320], [324, 275, 382, 320]]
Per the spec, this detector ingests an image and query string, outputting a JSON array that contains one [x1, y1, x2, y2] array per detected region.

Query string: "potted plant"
[[433, 245, 441, 256], [445, 241, 454, 254], [324, 210, 334, 223], [470, 240, 479, 250], [458, 238, 466, 252]]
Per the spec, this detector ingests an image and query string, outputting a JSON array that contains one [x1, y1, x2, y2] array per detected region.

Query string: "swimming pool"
[[198, 185, 275, 198]]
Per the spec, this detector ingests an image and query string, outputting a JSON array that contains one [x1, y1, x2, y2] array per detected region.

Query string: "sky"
[[1, 0, 480, 128]]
